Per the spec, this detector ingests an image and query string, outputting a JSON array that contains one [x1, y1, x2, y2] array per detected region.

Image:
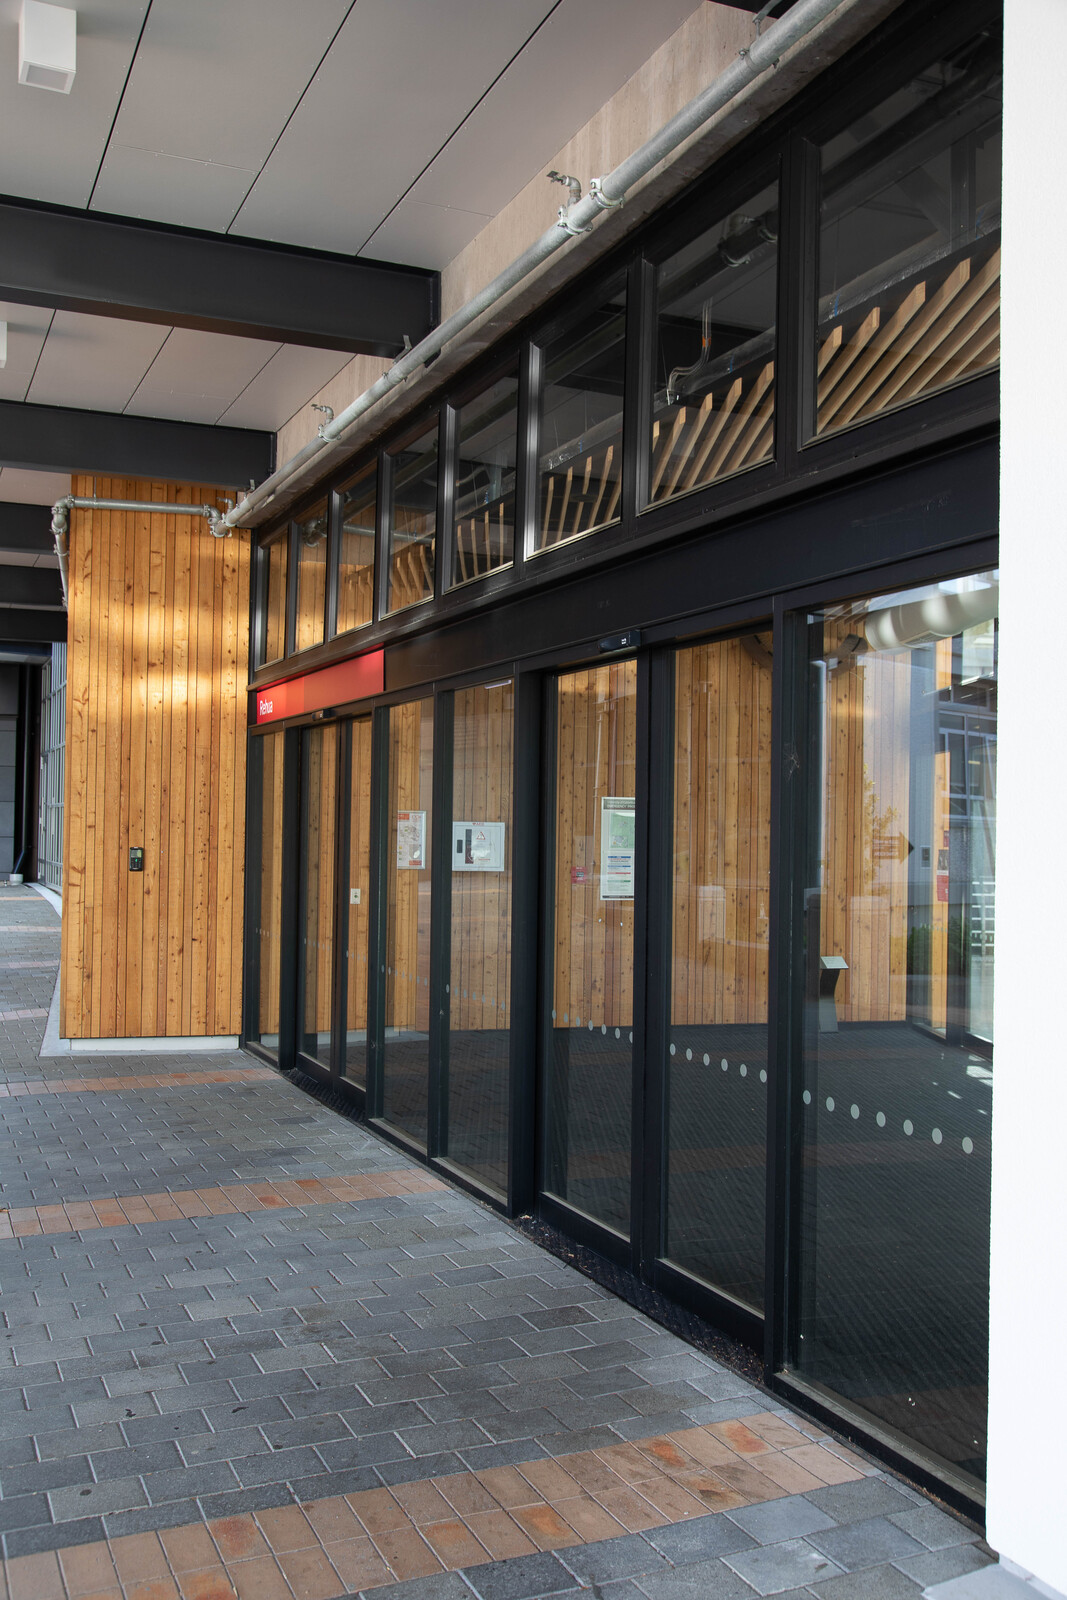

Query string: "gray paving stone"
[[725, 1537, 846, 1595], [892, 1544, 995, 1586], [888, 1505, 981, 1550], [462, 1549, 582, 1599], [633, 1558, 761, 1598], [810, 1517, 928, 1571], [728, 1494, 839, 1544], [808, 1479, 920, 1525], [646, 1513, 757, 1564], [809, 1563, 925, 1600]]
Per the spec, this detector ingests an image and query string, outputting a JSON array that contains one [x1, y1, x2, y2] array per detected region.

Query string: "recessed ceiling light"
[[19, 1, 76, 95]]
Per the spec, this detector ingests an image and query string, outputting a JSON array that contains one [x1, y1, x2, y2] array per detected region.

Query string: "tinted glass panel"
[[451, 376, 518, 587], [383, 699, 434, 1146], [666, 637, 770, 1310], [337, 464, 376, 634], [651, 183, 778, 505], [299, 723, 338, 1068], [544, 661, 636, 1235], [293, 502, 328, 652], [795, 571, 997, 1488], [262, 536, 287, 665], [343, 719, 372, 1086], [445, 681, 514, 1195], [387, 424, 437, 613], [816, 27, 1001, 437], [537, 285, 625, 552], [250, 730, 285, 1055]]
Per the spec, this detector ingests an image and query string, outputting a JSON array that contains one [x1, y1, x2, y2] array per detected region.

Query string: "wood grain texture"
[[61, 475, 248, 1040]]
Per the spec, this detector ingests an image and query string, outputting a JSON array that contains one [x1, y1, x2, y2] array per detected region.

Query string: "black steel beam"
[[0, 502, 52, 553], [0, 608, 65, 644], [0, 568, 63, 609], [0, 197, 438, 358], [0, 399, 273, 487]]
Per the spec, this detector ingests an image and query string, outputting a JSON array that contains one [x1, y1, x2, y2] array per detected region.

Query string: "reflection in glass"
[[262, 536, 287, 664], [445, 681, 514, 1194], [537, 285, 625, 552], [816, 26, 1001, 437], [383, 699, 434, 1146], [251, 730, 285, 1055], [544, 661, 636, 1234], [343, 719, 372, 1085], [651, 185, 779, 505], [337, 464, 376, 634], [667, 637, 771, 1309], [451, 376, 518, 586], [293, 501, 329, 652], [387, 424, 437, 613], [795, 570, 997, 1488], [299, 724, 338, 1068]]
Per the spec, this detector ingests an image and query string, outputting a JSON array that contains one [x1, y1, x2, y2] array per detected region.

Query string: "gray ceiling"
[[0, 0, 705, 502]]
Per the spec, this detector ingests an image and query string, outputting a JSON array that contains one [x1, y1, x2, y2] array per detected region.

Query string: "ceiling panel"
[[217, 345, 352, 432], [0, 0, 149, 207], [0, 469, 70, 505], [90, 146, 258, 232], [362, 199, 494, 272], [27, 313, 169, 412], [391, 0, 705, 223], [125, 328, 279, 425], [0, 550, 60, 568], [231, 0, 556, 254], [0, 302, 53, 404]]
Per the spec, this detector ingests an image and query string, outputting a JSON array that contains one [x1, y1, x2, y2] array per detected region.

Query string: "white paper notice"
[[452, 821, 505, 872], [600, 796, 635, 900], [396, 810, 427, 870]]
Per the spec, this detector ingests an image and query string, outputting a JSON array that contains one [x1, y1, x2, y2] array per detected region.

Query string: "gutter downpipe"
[[50, 496, 230, 607], [220, 0, 845, 533]]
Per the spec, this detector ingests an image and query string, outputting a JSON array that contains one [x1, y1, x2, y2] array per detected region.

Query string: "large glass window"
[[650, 184, 779, 506], [794, 570, 997, 1490], [293, 501, 328, 653], [536, 284, 626, 553], [383, 699, 434, 1146], [387, 423, 438, 613], [451, 375, 518, 587], [444, 681, 514, 1195], [249, 730, 285, 1055], [261, 535, 288, 666], [299, 723, 339, 1069], [544, 661, 637, 1235], [343, 720, 373, 1086], [337, 464, 376, 635], [815, 25, 1001, 438], [666, 637, 771, 1310]]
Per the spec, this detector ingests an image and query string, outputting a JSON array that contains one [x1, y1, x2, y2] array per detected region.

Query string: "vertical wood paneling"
[[61, 475, 249, 1040]]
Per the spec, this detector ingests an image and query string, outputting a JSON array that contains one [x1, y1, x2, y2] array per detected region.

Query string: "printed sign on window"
[[452, 821, 506, 873], [396, 810, 427, 870], [600, 796, 636, 900]]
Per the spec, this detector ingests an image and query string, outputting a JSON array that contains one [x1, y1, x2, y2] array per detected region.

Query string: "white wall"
[[985, 0, 1067, 1590]]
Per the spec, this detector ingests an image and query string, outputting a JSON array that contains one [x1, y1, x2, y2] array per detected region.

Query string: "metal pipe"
[[221, 0, 846, 532], [863, 583, 999, 652], [50, 494, 233, 609]]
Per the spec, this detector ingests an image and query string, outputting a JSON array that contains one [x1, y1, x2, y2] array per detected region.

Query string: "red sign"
[[254, 650, 384, 724]]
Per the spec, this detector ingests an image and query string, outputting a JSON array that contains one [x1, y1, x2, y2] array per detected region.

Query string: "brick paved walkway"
[[0, 886, 992, 1600]]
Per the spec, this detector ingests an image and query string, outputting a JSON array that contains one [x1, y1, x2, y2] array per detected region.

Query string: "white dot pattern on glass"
[[826, 1097, 835, 1112], [903, 1119, 914, 1136]]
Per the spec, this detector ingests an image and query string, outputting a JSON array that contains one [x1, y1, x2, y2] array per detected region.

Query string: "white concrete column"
[[985, 0, 1067, 1590]]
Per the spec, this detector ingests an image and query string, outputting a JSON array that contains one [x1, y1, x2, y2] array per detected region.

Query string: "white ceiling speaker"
[[18, 1, 76, 94]]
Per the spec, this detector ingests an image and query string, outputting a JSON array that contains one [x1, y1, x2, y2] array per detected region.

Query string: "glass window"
[[794, 569, 997, 1489], [261, 535, 287, 665], [544, 660, 637, 1235], [337, 464, 376, 635], [293, 501, 328, 652], [451, 375, 518, 587], [650, 183, 779, 505], [444, 680, 514, 1195], [249, 730, 285, 1055], [299, 724, 339, 1069], [536, 284, 626, 552], [343, 719, 373, 1086], [815, 26, 1001, 438], [666, 636, 771, 1310], [383, 698, 434, 1146], [387, 423, 438, 613]]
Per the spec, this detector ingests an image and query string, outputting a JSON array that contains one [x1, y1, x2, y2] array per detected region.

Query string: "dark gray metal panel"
[[0, 199, 439, 357], [0, 399, 273, 486], [0, 568, 64, 609], [0, 609, 66, 644], [0, 503, 52, 553]]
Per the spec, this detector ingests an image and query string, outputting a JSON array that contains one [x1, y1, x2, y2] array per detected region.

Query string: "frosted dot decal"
[[850, 1104, 860, 1120], [876, 1112, 886, 1128], [740, 1063, 748, 1077], [803, 1089, 811, 1105], [932, 1127, 943, 1145], [903, 1119, 914, 1136], [703, 1054, 710, 1067], [825, 1097, 835, 1112], [721, 1058, 728, 1072], [962, 1136, 974, 1154], [670, 1043, 676, 1056], [686, 1048, 693, 1061], [759, 1069, 767, 1084]]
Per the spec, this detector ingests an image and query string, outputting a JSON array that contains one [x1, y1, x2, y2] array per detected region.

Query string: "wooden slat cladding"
[[62, 475, 248, 1039]]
